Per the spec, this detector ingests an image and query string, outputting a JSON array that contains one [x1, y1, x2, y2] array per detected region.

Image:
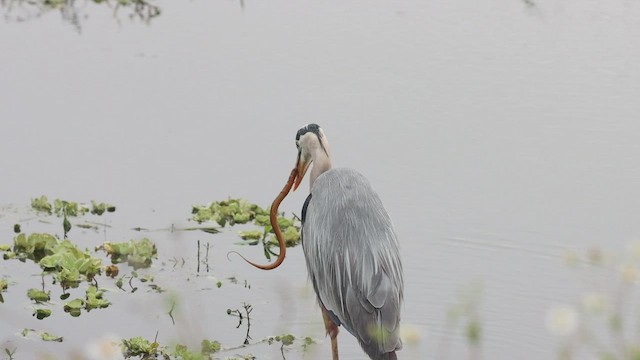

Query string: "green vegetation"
[[192, 198, 302, 262], [121, 336, 221, 359], [97, 238, 157, 269], [3, 196, 334, 359], [547, 245, 640, 360], [34, 308, 52, 320], [0, 278, 7, 303], [27, 288, 50, 303]]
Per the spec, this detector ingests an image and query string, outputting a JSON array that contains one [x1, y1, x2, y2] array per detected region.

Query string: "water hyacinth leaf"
[[3, 252, 16, 260], [276, 217, 293, 229], [99, 238, 157, 269], [55, 200, 88, 217], [122, 337, 158, 357], [201, 339, 221, 354], [254, 214, 270, 226], [302, 336, 316, 350], [64, 298, 84, 317], [27, 289, 50, 303], [233, 213, 251, 224], [282, 226, 300, 246], [280, 334, 295, 346], [58, 268, 81, 288], [86, 286, 110, 310], [0, 244, 9, 251], [34, 308, 52, 320], [90, 200, 115, 216], [0, 279, 6, 304], [41, 332, 63, 342], [31, 196, 52, 214], [239, 230, 262, 240]]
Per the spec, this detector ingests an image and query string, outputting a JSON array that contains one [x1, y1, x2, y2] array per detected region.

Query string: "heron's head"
[[293, 123, 329, 191]]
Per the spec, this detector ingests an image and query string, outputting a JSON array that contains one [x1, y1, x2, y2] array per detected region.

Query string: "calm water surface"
[[1, 0, 640, 359]]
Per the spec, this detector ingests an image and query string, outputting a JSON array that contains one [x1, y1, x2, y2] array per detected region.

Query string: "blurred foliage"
[[1, 0, 161, 30], [548, 245, 640, 360], [0, 278, 7, 303]]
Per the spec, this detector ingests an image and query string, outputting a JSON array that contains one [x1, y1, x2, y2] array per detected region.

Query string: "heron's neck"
[[310, 149, 332, 190]]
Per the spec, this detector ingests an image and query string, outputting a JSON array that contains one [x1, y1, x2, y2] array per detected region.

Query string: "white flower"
[[627, 241, 640, 259], [621, 264, 638, 283], [399, 324, 421, 345], [581, 292, 608, 314], [545, 305, 579, 336], [84, 334, 124, 360]]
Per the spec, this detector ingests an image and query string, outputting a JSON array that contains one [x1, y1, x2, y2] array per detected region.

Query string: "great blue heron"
[[239, 124, 404, 360]]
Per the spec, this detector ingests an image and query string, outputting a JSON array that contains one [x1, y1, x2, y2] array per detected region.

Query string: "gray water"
[[1, 0, 640, 359]]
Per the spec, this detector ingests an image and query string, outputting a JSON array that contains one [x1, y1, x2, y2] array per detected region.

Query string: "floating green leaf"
[[27, 289, 50, 303], [90, 200, 116, 215], [64, 298, 84, 317], [0, 244, 9, 251], [98, 238, 157, 269], [280, 334, 295, 346], [34, 308, 52, 320], [40, 332, 63, 342], [31, 195, 52, 214], [201, 339, 221, 354], [122, 337, 159, 358], [239, 230, 262, 240], [85, 286, 110, 310]]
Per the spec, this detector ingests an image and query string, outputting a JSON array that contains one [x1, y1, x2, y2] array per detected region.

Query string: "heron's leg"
[[320, 305, 339, 360]]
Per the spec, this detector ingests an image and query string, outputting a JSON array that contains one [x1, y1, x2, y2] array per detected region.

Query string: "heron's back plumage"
[[302, 168, 404, 360]]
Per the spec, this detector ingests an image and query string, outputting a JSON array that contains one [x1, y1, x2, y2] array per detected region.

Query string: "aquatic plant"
[[30, 196, 116, 238], [97, 238, 157, 269], [192, 198, 302, 261], [547, 245, 640, 360]]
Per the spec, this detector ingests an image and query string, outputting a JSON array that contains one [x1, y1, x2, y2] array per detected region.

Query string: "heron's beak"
[[293, 151, 312, 191]]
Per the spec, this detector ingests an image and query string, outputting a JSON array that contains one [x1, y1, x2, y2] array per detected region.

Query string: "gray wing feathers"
[[302, 168, 404, 358]]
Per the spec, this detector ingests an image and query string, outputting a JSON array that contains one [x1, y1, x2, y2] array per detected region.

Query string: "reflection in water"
[[1, 0, 161, 30]]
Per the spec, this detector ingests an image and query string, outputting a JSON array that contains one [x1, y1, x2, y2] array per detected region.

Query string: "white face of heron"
[[294, 124, 332, 191], [296, 127, 330, 162]]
